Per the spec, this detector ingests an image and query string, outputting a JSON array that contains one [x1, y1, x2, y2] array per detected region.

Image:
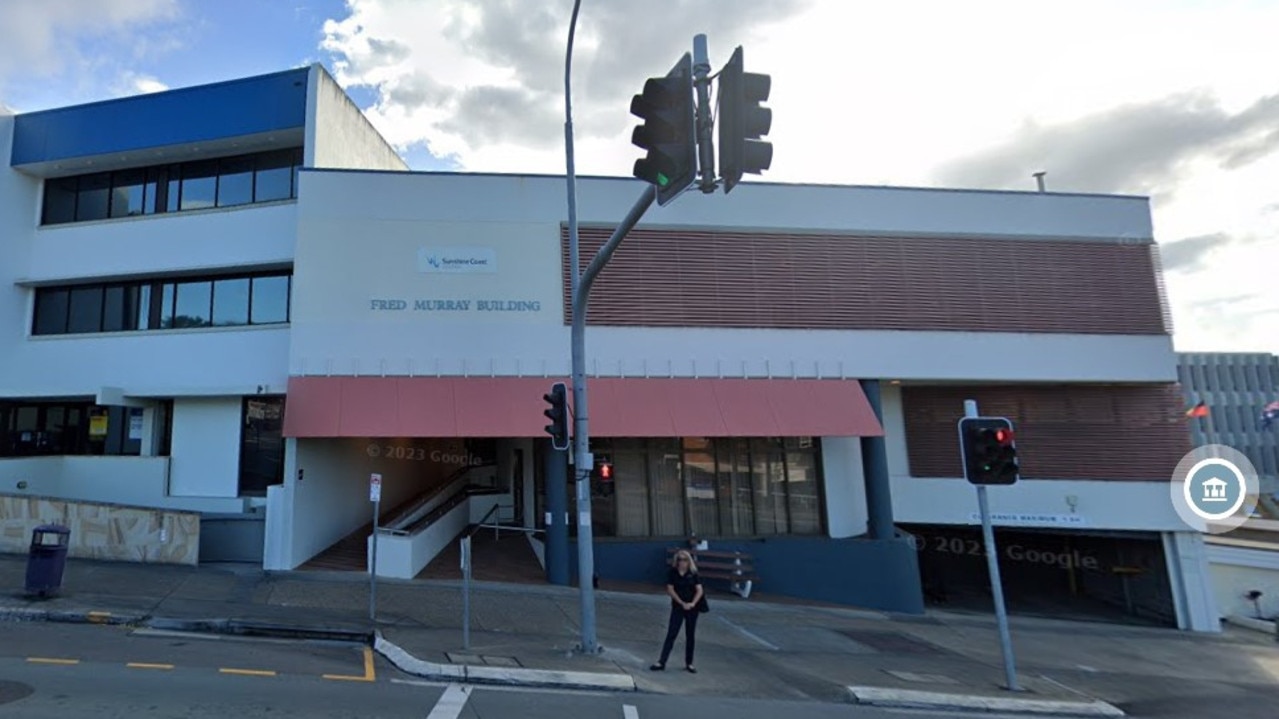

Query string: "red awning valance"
[[282, 376, 883, 439]]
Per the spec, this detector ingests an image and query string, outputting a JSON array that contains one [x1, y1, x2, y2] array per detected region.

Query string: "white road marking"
[[391, 677, 616, 698], [715, 616, 780, 650], [623, 704, 640, 719], [426, 683, 471, 719]]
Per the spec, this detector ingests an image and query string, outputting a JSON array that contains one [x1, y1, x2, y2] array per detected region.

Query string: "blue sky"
[[0, 0, 447, 169], [2, 0, 1278, 353], [3, 2, 333, 108]]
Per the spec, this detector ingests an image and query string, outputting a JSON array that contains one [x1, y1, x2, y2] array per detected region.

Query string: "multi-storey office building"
[[1178, 352, 1279, 500], [1, 67, 1218, 631]]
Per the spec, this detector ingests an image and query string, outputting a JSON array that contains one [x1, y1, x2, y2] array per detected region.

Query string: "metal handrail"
[[466, 503, 501, 539], [381, 462, 496, 531]]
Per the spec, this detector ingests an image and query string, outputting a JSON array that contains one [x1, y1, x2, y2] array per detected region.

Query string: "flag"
[[1261, 400, 1279, 430], [1186, 401, 1209, 418]]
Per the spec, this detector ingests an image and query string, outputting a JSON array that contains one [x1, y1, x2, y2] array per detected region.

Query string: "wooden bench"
[[666, 547, 757, 599]]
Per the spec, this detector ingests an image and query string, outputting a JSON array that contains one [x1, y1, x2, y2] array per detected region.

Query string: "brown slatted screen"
[[901, 384, 1192, 481], [561, 227, 1169, 334]]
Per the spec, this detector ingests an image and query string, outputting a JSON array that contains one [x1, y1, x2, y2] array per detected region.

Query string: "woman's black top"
[[666, 567, 701, 605]]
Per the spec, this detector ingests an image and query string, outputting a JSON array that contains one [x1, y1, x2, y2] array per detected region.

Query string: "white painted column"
[[1164, 530, 1221, 632], [821, 436, 868, 538], [263, 437, 300, 570]]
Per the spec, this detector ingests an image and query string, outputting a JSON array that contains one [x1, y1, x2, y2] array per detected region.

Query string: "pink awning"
[[282, 376, 884, 439]]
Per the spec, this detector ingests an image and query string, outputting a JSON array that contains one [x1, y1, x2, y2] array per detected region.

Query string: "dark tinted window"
[[43, 178, 78, 224], [137, 283, 153, 330], [159, 283, 176, 328], [33, 289, 69, 335], [144, 167, 166, 215], [212, 278, 251, 325], [250, 275, 290, 324], [239, 397, 286, 496], [109, 169, 147, 218], [67, 287, 104, 333], [173, 281, 213, 328], [34, 272, 291, 335], [41, 148, 302, 225], [102, 286, 126, 332], [217, 157, 254, 207], [254, 150, 296, 202], [180, 161, 218, 211], [166, 171, 182, 212], [75, 173, 111, 222]]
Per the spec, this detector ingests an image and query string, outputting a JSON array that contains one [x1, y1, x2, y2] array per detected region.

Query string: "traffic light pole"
[[691, 35, 716, 192], [570, 184, 657, 655], [965, 399, 1021, 691]]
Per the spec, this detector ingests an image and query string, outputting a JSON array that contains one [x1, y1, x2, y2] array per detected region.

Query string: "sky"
[[1, 0, 1276, 355]]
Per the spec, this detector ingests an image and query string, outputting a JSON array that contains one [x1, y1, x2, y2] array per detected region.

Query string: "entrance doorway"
[[904, 524, 1176, 626]]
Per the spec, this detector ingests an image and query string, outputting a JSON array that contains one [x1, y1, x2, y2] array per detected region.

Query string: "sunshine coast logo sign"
[[417, 246, 497, 274]]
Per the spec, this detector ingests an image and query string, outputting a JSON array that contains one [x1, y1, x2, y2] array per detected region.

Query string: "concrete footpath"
[[4, 554, 1279, 716]]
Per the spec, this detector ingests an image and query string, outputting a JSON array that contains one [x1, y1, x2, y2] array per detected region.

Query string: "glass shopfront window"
[[0, 400, 169, 458], [585, 436, 825, 540]]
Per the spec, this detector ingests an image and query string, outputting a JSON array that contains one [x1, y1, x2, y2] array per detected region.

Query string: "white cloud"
[[133, 76, 169, 94], [0, 0, 180, 82], [319, 1, 1278, 354], [113, 71, 170, 97]]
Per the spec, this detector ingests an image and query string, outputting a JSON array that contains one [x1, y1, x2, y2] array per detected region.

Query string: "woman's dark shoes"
[[685, 665, 697, 673], [649, 663, 665, 671]]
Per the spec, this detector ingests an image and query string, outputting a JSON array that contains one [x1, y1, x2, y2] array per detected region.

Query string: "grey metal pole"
[[461, 536, 471, 651], [564, 0, 583, 305], [544, 439, 570, 585], [571, 184, 657, 654], [965, 399, 1020, 691], [369, 499, 379, 622], [691, 34, 716, 192]]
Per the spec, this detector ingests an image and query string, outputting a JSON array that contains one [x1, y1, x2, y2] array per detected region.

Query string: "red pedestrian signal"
[[958, 417, 1019, 486]]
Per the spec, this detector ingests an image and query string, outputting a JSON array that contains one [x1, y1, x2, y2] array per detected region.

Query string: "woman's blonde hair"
[[672, 549, 698, 573]]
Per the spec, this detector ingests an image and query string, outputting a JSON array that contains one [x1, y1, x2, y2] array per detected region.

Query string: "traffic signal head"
[[717, 45, 772, 194], [958, 417, 1019, 485], [543, 382, 569, 451], [630, 53, 697, 206]]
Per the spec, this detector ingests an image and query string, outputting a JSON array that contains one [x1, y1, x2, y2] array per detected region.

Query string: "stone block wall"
[[0, 494, 199, 565]]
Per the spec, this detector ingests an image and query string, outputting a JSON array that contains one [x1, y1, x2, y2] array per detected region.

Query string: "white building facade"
[[0, 67, 1218, 630]]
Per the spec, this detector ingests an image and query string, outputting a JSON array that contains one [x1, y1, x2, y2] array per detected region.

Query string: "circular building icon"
[[1169, 445, 1259, 533]]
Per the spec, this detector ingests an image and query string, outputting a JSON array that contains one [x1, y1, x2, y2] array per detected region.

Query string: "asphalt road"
[[0, 621, 1047, 718]]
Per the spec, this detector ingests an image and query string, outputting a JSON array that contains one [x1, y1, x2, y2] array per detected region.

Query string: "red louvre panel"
[[560, 227, 1170, 335], [900, 384, 1192, 481]]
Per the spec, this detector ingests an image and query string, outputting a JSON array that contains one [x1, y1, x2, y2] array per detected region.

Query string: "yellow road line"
[[87, 611, 112, 624], [127, 662, 175, 670], [322, 647, 377, 683], [27, 657, 80, 665], [219, 668, 277, 677]]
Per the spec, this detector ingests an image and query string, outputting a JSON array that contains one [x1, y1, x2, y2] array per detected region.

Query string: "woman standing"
[[650, 549, 704, 673]]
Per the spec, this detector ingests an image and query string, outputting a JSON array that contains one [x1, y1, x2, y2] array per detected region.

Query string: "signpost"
[[958, 401, 1021, 691], [461, 535, 472, 650], [369, 473, 382, 623]]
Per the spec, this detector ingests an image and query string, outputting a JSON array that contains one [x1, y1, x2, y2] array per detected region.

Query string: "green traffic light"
[[657, 173, 670, 186]]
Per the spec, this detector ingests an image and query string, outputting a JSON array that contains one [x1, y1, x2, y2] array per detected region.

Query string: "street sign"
[[369, 473, 382, 503]]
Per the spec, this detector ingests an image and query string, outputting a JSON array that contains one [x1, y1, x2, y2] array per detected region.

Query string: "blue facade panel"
[[570, 535, 925, 614], [11, 68, 310, 167]]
